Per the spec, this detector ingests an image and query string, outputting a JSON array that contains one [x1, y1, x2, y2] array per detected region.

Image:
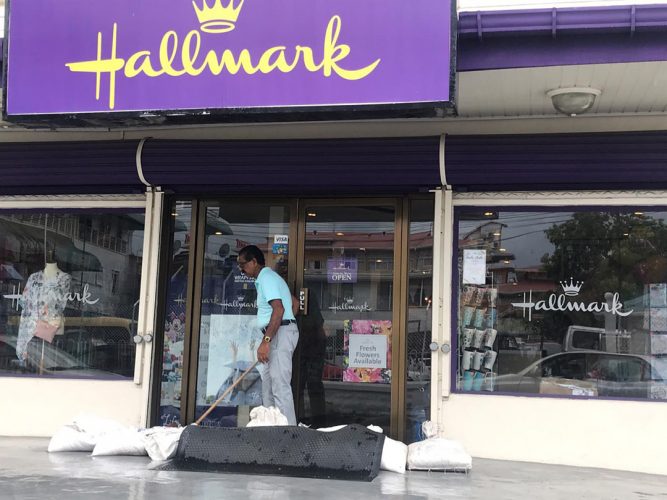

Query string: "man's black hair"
[[239, 245, 265, 266]]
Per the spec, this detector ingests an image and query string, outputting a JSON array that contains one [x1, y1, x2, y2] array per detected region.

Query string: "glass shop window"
[[455, 209, 667, 401], [0, 211, 144, 379]]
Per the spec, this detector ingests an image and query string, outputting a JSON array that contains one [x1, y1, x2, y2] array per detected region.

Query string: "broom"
[[145, 361, 261, 460], [194, 360, 260, 425]]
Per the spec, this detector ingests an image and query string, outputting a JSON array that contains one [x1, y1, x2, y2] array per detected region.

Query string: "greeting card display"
[[646, 283, 667, 357], [458, 285, 498, 392]]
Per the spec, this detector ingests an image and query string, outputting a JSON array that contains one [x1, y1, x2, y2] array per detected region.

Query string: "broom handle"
[[195, 360, 260, 426]]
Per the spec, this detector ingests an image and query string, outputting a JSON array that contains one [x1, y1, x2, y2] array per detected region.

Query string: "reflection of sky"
[[498, 213, 572, 268], [459, 212, 572, 269], [460, 211, 667, 270]]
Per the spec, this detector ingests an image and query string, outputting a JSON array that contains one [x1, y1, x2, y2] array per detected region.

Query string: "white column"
[[133, 189, 164, 426]]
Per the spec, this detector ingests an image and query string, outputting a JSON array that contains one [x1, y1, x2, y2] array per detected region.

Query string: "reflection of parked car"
[[0, 334, 127, 379], [494, 351, 667, 399], [496, 334, 562, 375], [61, 317, 135, 376], [563, 325, 631, 352], [1, 316, 134, 377]]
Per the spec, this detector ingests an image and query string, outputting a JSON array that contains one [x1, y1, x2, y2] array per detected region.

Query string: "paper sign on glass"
[[348, 334, 387, 369], [463, 249, 487, 285]]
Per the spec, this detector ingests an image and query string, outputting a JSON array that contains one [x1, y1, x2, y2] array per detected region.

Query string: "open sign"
[[327, 258, 358, 284]]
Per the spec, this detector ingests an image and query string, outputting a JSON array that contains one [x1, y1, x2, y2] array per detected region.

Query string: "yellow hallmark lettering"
[[65, 16, 381, 110]]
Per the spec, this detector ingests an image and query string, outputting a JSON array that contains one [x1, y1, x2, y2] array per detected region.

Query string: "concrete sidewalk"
[[1, 437, 667, 500]]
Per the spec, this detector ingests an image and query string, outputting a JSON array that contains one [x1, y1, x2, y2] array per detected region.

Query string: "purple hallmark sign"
[[328, 258, 358, 284], [5, 0, 454, 119]]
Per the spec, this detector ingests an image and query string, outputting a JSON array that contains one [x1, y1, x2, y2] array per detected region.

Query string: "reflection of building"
[[303, 231, 395, 315], [496, 267, 557, 294], [0, 214, 142, 319], [460, 222, 515, 268], [408, 230, 434, 307]]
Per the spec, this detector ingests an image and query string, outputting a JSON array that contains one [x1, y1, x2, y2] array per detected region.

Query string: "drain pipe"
[[136, 138, 155, 191], [431, 134, 454, 430], [133, 138, 162, 401], [439, 134, 449, 190]]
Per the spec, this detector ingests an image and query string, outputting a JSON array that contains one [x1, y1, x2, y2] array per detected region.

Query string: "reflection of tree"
[[540, 212, 667, 330]]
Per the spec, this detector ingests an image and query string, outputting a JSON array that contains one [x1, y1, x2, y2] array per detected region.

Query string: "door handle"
[[299, 288, 309, 315], [429, 342, 451, 354], [133, 333, 154, 344]]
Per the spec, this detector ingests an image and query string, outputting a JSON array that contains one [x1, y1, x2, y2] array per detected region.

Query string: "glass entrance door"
[[160, 197, 421, 438], [296, 202, 398, 434], [189, 201, 295, 426]]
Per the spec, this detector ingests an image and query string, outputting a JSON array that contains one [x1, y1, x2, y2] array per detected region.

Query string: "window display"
[[159, 201, 192, 425], [17, 252, 72, 372], [458, 284, 498, 391], [0, 212, 144, 379], [455, 209, 667, 400]]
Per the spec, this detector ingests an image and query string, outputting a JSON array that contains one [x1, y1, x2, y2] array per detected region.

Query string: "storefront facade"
[[0, 192, 163, 436], [429, 130, 667, 475], [2, 0, 667, 476], [0, 0, 455, 442], [0, 138, 440, 442], [436, 188, 667, 476]]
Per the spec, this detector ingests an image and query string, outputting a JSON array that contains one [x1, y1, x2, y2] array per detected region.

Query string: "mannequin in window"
[[16, 247, 72, 367]]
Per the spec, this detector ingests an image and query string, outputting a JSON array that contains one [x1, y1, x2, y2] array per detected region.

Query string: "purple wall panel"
[[456, 4, 667, 71], [458, 32, 667, 71], [458, 5, 667, 37]]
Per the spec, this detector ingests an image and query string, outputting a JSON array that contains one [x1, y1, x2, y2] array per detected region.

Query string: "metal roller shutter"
[[446, 132, 667, 191]]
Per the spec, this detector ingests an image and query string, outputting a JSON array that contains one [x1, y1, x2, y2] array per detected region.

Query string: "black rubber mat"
[[156, 424, 385, 481]]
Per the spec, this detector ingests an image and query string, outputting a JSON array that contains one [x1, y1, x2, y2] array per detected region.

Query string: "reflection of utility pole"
[[604, 291, 617, 353]]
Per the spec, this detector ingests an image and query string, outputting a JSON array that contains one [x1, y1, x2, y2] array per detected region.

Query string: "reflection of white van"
[[564, 326, 628, 353]]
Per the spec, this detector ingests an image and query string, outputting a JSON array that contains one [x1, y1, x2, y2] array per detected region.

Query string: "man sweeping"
[[237, 245, 299, 425]]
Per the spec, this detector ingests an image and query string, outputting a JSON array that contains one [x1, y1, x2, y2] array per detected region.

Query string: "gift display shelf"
[[647, 283, 667, 357], [458, 283, 498, 392]]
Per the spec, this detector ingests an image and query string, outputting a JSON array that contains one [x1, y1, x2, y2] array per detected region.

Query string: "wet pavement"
[[2, 437, 667, 499]]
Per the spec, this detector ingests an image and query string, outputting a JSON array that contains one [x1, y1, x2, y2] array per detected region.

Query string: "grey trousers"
[[259, 323, 299, 425]]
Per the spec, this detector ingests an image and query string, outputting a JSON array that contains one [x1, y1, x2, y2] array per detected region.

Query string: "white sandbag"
[[407, 438, 472, 471], [421, 420, 440, 439], [381, 436, 408, 474], [71, 413, 127, 439], [246, 406, 288, 427], [91, 428, 148, 457], [320, 423, 407, 474], [48, 425, 96, 452], [363, 425, 408, 474], [316, 424, 347, 432], [144, 426, 184, 461]]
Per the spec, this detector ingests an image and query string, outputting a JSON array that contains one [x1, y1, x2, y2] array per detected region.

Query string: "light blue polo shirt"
[[254, 267, 295, 328]]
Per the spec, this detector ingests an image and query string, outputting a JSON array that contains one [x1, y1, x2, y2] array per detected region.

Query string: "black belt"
[[262, 319, 296, 333]]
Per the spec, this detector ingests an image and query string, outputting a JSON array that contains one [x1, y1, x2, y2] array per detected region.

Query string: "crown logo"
[[560, 277, 583, 296], [192, 0, 245, 34]]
